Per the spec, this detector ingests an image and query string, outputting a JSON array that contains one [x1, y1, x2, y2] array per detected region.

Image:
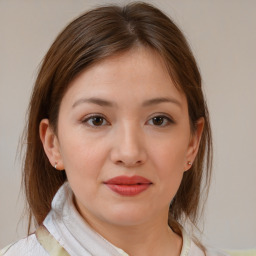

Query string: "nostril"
[[114, 159, 143, 167]]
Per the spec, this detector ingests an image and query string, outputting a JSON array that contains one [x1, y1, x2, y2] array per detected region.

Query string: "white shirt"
[[1, 182, 229, 256]]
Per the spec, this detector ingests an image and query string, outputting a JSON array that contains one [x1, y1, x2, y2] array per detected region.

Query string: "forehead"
[[61, 47, 186, 108]]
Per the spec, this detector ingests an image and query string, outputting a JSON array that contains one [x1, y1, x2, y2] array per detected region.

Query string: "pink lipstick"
[[104, 175, 152, 196]]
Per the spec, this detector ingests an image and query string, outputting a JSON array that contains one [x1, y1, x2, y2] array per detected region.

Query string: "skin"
[[40, 46, 204, 256]]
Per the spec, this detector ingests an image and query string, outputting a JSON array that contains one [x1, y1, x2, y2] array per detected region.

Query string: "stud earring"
[[54, 162, 58, 169], [188, 161, 192, 165]]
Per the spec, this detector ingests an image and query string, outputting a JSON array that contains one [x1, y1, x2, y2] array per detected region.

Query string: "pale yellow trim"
[[227, 250, 256, 256], [36, 225, 70, 256]]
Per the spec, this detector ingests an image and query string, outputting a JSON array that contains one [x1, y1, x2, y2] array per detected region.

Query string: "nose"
[[110, 123, 147, 168]]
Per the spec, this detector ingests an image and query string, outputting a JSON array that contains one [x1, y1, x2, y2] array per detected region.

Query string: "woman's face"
[[41, 47, 203, 228]]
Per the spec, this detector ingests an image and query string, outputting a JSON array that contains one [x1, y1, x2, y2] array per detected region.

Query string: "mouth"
[[103, 175, 152, 196]]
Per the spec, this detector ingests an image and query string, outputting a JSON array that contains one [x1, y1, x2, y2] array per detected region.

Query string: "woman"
[[1, 2, 229, 256]]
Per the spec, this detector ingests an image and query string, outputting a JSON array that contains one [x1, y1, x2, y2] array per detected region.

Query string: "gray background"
[[0, 0, 255, 250]]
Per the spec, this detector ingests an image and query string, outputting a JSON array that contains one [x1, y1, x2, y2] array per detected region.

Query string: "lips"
[[104, 175, 152, 196]]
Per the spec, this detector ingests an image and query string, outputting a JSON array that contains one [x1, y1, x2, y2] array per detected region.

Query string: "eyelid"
[[81, 113, 110, 127], [80, 113, 175, 127], [146, 113, 175, 126]]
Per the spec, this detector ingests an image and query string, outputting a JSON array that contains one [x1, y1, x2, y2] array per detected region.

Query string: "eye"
[[82, 115, 109, 127], [147, 115, 174, 127]]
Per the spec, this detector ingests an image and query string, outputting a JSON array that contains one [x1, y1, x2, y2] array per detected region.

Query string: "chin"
[[99, 205, 153, 227]]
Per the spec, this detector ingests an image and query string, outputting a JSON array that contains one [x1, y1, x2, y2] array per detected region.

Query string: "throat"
[[98, 224, 183, 256]]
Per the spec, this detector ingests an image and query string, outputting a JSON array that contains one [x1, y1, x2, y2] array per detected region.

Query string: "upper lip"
[[104, 175, 152, 185]]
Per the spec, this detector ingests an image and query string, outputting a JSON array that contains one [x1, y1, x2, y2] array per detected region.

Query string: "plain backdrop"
[[0, 0, 255, 250]]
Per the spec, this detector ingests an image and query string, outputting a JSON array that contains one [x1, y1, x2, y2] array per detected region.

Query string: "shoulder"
[[206, 248, 231, 256], [181, 228, 230, 256], [0, 234, 48, 256], [190, 240, 231, 256]]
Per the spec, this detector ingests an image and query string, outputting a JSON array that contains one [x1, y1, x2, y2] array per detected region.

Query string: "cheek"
[[149, 133, 189, 192], [151, 134, 189, 170], [58, 129, 107, 181], [61, 140, 106, 205]]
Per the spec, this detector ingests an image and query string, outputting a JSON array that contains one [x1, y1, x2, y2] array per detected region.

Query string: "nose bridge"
[[111, 120, 146, 166], [122, 121, 141, 152]]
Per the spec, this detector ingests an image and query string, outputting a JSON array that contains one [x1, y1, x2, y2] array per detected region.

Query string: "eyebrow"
[[72, 97, 116, 108], [142, 97, 182, 108], [72, 96, 181, 108]]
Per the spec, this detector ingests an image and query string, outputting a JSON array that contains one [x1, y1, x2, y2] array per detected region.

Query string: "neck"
[[83, 211, 182, 256]]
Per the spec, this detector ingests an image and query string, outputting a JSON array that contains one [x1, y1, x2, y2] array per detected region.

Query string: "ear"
[[39, 119, 64, 170], [184, 117, 204, 171]]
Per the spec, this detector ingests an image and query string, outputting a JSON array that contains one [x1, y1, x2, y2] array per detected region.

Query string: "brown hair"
[[23, 1, 212, 239]]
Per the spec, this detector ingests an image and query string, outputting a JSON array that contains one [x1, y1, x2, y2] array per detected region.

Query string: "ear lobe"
[[185, 117, 204, 171], [39, 119, 64, 170]]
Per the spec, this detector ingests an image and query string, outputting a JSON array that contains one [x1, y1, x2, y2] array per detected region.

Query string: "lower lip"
[[105, 184, 151, 196]]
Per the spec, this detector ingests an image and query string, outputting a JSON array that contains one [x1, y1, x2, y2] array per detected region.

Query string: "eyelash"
[[82, 114, 109, 128], [82, 114, 174, 128], [147, 115, 174, 127]]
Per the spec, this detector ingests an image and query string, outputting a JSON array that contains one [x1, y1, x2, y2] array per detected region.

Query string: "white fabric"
[[0, 234, 47, 256], [1, 182, 229, 256]]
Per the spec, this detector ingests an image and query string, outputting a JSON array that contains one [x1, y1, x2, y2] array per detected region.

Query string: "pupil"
[[153, 117, 163, 125], [92, 117, 103, 126]]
